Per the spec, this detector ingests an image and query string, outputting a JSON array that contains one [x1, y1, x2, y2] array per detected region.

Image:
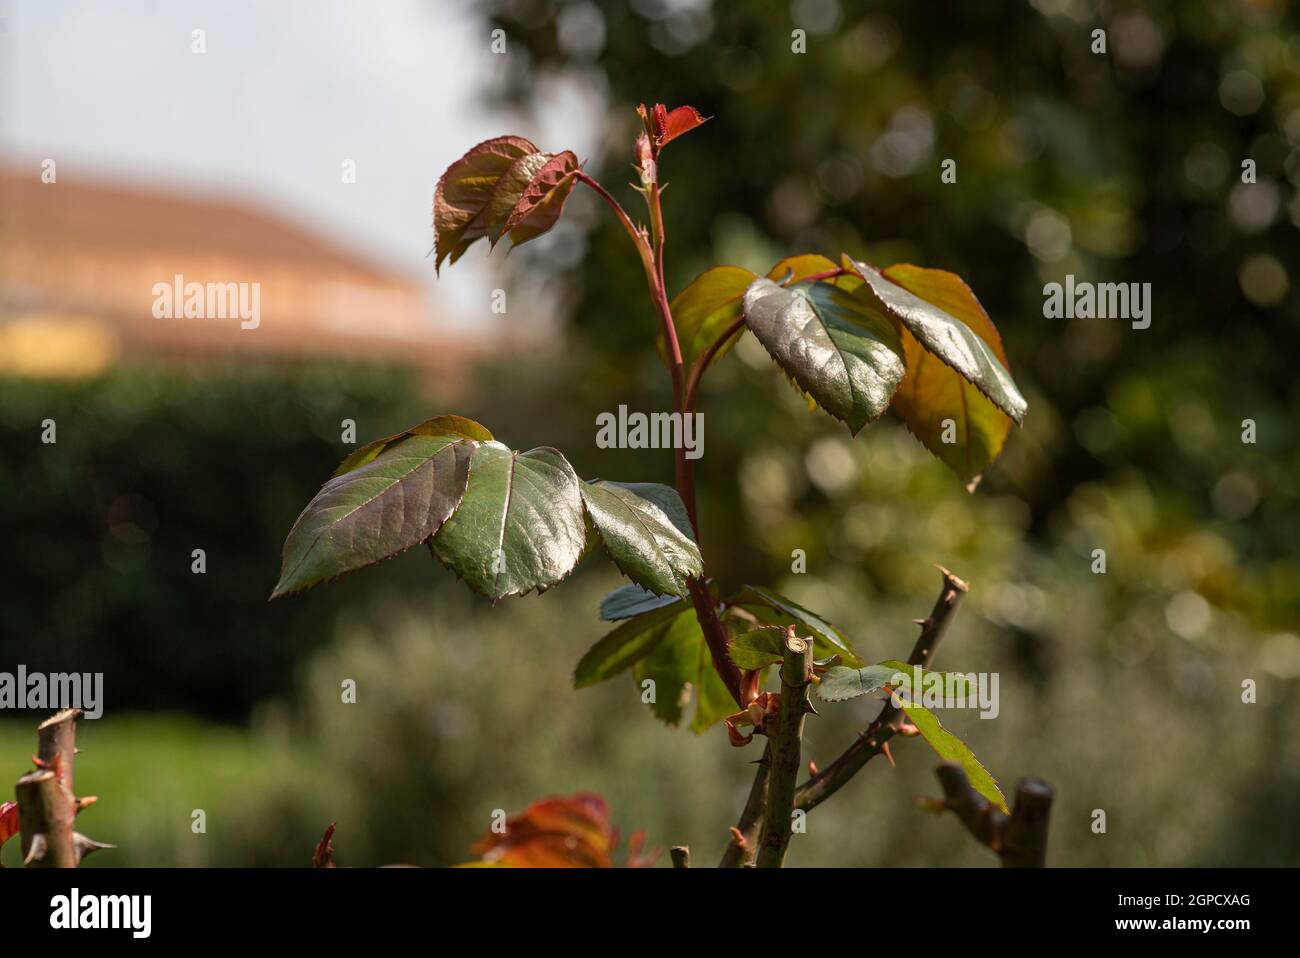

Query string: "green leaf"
[[728, 627, 787, 670], [434, 136, 539, 272], [333, 414, 493, 478], [900, 702, 1008, 813], [430, 441, 586, 600], [692, 636, 738, 733], [599, 583, 682, 621], [728, 585, 861, 667], [845, 258, 1028, 426], [633, 610, 706, 725], [660, 266, 757, 372], [742, 276, 905, 435], [816, 664, 907, 703], [580, 481, 702, 598], [816, 660, 975, 704], [273, 433, 475, 598], [876, 264, 1018, 489], [575, 600, 689, 688]]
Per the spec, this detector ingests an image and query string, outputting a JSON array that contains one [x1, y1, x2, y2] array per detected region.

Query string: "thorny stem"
[[578, 166, 743, 708], [793, 566, 969, 813], [755, 630, 813, 867]]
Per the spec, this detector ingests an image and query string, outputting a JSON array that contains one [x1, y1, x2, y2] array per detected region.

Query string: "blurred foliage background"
[[4, 0, 1300, 867]]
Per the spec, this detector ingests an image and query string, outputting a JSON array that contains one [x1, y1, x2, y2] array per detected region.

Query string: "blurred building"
[[0, 167, 481, 380]]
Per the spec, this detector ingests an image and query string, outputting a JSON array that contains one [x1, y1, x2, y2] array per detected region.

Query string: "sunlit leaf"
[[901, 703, 1008, 813], [273, 433, 475, 598], [434, 135, 539, 272], [502, 151, 580, 247], [431, 442, 586, 600], [845, 258, 1027, 426], [333, 414, 493, 478], [728, 585, 861, 667], [766, 253, 840, 284], [871, 265, 1016, 488], [652, 103, 710, 147], [581, 481, 701, 597], [742, 276, 905, 435], [661, 265, 756, 372]]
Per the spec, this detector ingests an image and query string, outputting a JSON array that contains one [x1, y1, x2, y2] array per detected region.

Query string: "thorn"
[[881, 741, 896, 768], [897, 722, 920, 737], [807, 760, 818, 777], [73, 833, 115, 863], [728, 826, 748, 850], [912, 618, 929, 627], [75, 795, 99, 813], [24, 833, 47, 865]]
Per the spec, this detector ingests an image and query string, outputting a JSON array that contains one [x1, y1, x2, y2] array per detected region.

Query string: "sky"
[[0, 0, 601, 329]]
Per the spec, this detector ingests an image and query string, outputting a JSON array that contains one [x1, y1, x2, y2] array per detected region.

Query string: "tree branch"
[[794, 566, 969, 813], [934, 766, 1054, 867], [755, 630, 813, 867]]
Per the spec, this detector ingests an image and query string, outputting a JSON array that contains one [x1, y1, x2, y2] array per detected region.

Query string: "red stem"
[[578, 166, 743, 707]]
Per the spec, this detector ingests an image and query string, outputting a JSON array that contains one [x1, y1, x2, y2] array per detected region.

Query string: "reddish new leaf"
[[434, 135, 539, 272], [0, 800, 18, 854], [502, 151, 581, 247], [470, 793, 660, 868], [651, 103, 710, 148], [312, 822, 337, 868]]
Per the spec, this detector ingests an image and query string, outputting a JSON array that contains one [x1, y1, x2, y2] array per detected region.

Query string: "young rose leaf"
[[599, 583, 683, 621], [742, 276, 905, 435], [900, 702, 1008, 813], [482, 151, 556, 245], [877, 264, 1017, 489], [502, 151, 581, 247], [575, 600, 690, 687], [845, 258, 1027, 426], [333, 414, 493, 478], [581, 480, 702, 598], [660, 265, 756, 372], [650, 103, 710, 148], [728, 585, 861, 667], [728, 627, 788, 670], [430, 441, 586, 600], [273, 433, 476, 598], [434, 135, 539, 272]]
